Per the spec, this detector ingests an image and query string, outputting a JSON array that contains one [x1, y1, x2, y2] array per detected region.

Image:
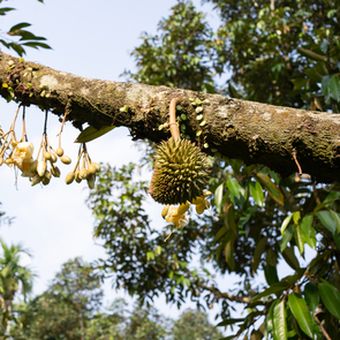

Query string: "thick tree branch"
[[0, 52, 339, 182]]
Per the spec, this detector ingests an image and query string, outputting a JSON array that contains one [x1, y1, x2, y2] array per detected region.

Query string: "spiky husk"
[[149, 138, 211, 204]]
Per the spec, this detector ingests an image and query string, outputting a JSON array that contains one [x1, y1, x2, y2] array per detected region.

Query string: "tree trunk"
[[0, 52, 339, 182]]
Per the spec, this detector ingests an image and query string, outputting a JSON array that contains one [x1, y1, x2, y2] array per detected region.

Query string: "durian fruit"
[[149, 138, 211, 204]]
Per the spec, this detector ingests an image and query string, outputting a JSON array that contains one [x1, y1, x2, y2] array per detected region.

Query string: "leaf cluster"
[[0, 0, 51, 56]]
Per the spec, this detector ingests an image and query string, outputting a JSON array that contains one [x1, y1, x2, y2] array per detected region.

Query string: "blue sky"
[[0, 0, 223, 316]]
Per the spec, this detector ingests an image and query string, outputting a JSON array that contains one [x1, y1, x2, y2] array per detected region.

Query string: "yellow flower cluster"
[[161, 191, 211, 228], [0, 105, 98, 188]]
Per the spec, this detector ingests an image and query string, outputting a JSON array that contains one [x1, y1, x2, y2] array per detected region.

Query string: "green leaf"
[[214, 183, 224, 213], [216, 318, 244, 327], [317, 210, 340, 234], [75, 125, 115, 143], [223, 240, 235, 270], [282, 247, 301, 271], [22, 41, 51, 49], [300, 215, 316, 249], [318, 280, 340, 319], [292, 211, 301, 225], [265, 301, 276, 334], [273, 299, 287, 340], [334, 233, 340, 250], [146, 251, 155, 261], [280, 226, 293, 252], [9, 43, 26, 56], [226, 176, 244, 203], [295, 223, 305, 255], [322, 74, 340, 102], [264, 265, 279, 285], [8, 22, 31, 32], [253, 282, 289, 302], [0, 7, 15, 16], [252, 237, 266, 273], [287, 293, 316, 338], [256, 172, 284, 206], [304, 283, 319, 312], [249, 181, 264, 206]]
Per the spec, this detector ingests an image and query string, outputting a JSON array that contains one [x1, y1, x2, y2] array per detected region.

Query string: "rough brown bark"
[[0, 52, 339, 182]]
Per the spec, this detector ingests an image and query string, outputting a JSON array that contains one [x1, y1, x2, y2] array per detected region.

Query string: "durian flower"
[[7, 142, 36, 177], [162, 202, 190, 228], [191, 191, 211, 214]]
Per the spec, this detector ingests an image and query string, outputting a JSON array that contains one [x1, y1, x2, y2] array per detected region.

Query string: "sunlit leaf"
[[287, 293, 316, 338], [226, 176, 244, 203], [214, 183, 224, 213], [273, 299, 287, 340], [280, 227, 293, 252], [249, 181, 264, 206], [281, 213, 293, 235], [295, 223, 305, 255], [292, 211, 301, 225], [300, 215, 316, 249]]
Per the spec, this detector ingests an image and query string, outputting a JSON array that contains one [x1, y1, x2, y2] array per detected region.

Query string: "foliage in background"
[[87, 0, 340, 338], [0, 240, 33, 338], [0, 0, 51, 56], [207, 0, 340, 112], [124, 0, 217, 93], [4, 256, 220, 339], [15, 257, 103, 339]]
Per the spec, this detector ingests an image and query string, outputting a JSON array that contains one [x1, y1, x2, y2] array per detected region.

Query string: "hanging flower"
[[162, 202, 190, 228], [8, 142, 37, 176], [191, 192, 211, 214]]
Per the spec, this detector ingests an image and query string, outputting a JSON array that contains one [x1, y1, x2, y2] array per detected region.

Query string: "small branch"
[[200, 283, 251, 304]]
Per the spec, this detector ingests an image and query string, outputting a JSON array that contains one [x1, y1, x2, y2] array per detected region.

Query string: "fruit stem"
[[169, 98, 180, 141]]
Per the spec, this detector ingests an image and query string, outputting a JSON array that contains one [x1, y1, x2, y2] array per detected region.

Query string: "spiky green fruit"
[[149, 138, 211, 204]]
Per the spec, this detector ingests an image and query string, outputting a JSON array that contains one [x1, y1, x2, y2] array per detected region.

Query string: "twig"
[[314, 314, 332, 340], [200, 283, 252, 304]]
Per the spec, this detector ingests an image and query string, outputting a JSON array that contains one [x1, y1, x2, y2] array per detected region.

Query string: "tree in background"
[[8, 257, 220, 339], [88, 1, 340, 338], [18, 257, 103, 339], [173, 309, 222, 340], [0, 239, 33, 338], [208, 0, 340, 111]]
